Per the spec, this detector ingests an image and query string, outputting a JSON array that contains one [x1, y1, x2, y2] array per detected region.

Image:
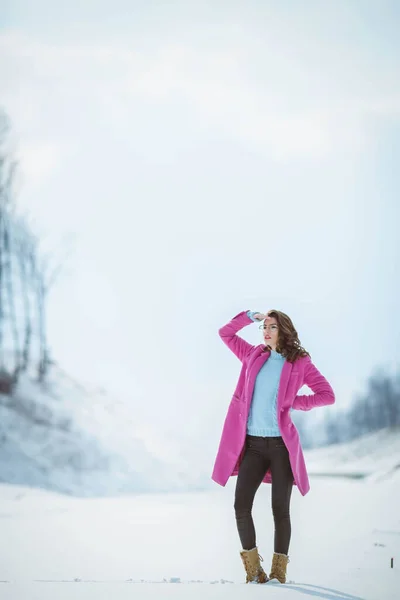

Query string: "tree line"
[[323, 369, 400, 445], [0, 110, 62, 393]]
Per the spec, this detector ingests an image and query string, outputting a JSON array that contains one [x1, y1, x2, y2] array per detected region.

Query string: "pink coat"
[[211, 311, 335, 496]]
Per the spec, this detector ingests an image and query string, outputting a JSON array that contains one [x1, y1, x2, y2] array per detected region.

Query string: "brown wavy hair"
[[262, 309, 311, 363]]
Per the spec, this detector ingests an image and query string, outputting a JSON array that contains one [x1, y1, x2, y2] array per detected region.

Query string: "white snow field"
[[0, 464, 399, 600]]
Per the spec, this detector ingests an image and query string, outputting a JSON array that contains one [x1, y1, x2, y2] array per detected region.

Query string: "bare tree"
[[0, 114, 9, 370], [36, 244, 71, 382], [0, 111, 18, 378], [0, 110, 70, 390], [13, 215, 36, 373], [3, 208, 21, 378], [324, 411, 343, 445]]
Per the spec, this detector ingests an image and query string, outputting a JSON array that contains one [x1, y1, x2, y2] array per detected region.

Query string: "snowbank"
[[0, 367, 207, 496], [305, 426, 400, 480]]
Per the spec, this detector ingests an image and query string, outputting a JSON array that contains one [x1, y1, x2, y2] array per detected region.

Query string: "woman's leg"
[[269, 442, 294, 555], [234, 440, 270, 550]]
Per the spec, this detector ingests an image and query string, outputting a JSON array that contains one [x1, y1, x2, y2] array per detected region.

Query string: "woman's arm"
[[218, 310, 264, 362], [292, 357, 335, 411]]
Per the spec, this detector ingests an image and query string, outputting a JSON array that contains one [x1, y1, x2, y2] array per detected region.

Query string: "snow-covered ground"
[[0, 468, 399, 600], [0, 369, 210, 496], [1, 374, 399, 599]]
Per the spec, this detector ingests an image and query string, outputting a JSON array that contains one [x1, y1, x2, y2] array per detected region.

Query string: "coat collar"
[[277, 360, 294, 408]]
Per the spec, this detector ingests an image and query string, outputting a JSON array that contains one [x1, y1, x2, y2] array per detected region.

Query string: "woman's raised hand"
[[252, 312, 268, 322]]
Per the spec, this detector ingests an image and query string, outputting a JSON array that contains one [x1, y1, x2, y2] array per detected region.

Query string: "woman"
[[212, 309, 335, 584]]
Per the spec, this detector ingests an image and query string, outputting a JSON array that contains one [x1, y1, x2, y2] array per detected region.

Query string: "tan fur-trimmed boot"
[[269, 552, 289, 583], [239, 547, 269, 583]]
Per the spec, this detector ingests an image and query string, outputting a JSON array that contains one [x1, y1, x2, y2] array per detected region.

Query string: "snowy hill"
[[305, 426, 400, 481], [0, 366, 205, 496]]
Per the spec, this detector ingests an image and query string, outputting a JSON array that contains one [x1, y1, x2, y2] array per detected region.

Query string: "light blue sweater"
[[246, 311, 285, 437]]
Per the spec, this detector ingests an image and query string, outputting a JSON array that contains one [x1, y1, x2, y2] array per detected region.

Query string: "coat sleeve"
[[292, 357, 335, 411], [218, 310, 256, 362]]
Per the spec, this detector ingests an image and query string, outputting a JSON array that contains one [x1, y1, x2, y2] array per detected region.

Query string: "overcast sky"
[[1, 0, 399, 444]]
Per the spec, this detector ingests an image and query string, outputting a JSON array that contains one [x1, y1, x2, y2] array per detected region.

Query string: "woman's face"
[[260, 316, 279, 350]]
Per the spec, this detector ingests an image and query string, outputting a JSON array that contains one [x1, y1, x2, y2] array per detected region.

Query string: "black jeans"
[[234, 434, 294, 555]]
